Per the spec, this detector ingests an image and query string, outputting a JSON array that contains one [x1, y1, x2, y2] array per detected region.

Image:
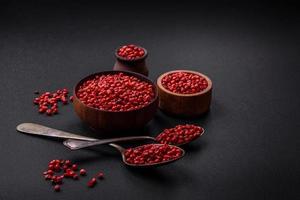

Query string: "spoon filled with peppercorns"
[[108, 143, 185, 167], [63, 124, 204, 150]]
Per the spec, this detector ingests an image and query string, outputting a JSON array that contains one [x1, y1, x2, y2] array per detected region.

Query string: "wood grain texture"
[[73, 70, 158, 131], [157, 70, 212, 117]]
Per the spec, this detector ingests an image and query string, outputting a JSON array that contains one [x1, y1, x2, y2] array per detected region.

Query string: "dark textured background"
[[0, 1, 299, 200]]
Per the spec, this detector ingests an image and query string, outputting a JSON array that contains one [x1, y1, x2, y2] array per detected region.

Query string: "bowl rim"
[[73, 70, 158, 113], [114, 45, 148, 62], [157, 69, 212, 97]]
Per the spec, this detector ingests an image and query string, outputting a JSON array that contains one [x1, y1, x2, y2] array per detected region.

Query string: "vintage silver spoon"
[[16, 123, 154, 143], [63, 127, 205, 150], [105, 143, 185, 167]]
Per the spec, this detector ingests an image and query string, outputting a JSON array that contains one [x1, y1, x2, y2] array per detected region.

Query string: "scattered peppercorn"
[[124, 144, 183, 165], [161, 72, 208, 94], [54, 184, 60, 192], [69, 95, 74, 102], [156, 124, 204, 145], [87, 178, 97, 188], [117, 44, 145, 60], [76, 72, 155, 112], [97, 172, 104, 180], [43, 159, 105, 192], [79, 169, 86, 176]]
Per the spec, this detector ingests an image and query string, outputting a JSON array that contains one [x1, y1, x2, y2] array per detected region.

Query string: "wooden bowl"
[[157, 70, 212, 117], [73, 71, 158, 131]]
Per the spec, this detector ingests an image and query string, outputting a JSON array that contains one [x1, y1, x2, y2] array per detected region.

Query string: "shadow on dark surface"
[[181, 140, 208, 153], [64, 119, 153, 139], [125, 166, 183, 186]]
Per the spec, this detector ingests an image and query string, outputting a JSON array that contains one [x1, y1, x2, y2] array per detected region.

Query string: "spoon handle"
[[63, 136, 155, 150], [16, 123, 98, 141]]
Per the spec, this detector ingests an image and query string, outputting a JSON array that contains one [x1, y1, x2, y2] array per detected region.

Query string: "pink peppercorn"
[[79, 169, 86, 176], [87, 178, 97, 188], [54, 184, 60, 192], [97, 172, 104, 179]]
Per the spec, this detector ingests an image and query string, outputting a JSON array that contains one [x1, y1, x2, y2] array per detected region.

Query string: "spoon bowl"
[[109, 143, 186, 167], [160, 128, 205, 146]]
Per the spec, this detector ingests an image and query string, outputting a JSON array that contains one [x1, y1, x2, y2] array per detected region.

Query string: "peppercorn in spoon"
[[102, 143, 185, 167]]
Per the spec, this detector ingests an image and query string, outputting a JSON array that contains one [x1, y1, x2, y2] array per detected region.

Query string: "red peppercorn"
[[45, 174, 52, 180], [64, 160, 71, 166], [117, 44, 145, 60], [46, 109, 52, 116], [79, 169, 86, 176], [54, 184, 60, 192], [54, 164, 61, 172], [97, 172, 104, 179], [71, 164, 78, 171], [76, 73, 154, 112], [87, 178, 97, 188], [156, 124, 204, 145], [161, 72, 208, 94], [47, 170, 54, 175], [48, 164, 54, 170], [68, 170, 75, 177]]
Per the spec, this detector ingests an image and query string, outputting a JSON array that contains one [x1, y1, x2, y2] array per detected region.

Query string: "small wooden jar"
[[113, 46, 149, 76], [157, 70, 212, 117]]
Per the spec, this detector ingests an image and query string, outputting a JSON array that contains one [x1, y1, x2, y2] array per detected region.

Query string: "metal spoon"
[[63, 127, 205, 150], [16, 123, 154, 143]]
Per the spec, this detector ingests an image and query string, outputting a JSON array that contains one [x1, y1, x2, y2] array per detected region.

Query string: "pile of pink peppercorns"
[[76, 72, 154, 112], [43, 159, 104, 192], [33, 89, 73, 116]]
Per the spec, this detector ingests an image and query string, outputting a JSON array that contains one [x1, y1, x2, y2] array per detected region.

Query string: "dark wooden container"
[[73, 71, 158, 131], [157, 70, 212, 117], [113, 46, 149, 76]]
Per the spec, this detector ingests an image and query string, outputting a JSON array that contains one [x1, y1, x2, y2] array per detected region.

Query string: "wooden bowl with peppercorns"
[[157, 70, 212, 117], [73, 70, 158, 131]]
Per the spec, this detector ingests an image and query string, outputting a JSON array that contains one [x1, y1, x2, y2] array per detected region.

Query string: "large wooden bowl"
[[157, 70, 212, 117], [73, 71, 158, 131]]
